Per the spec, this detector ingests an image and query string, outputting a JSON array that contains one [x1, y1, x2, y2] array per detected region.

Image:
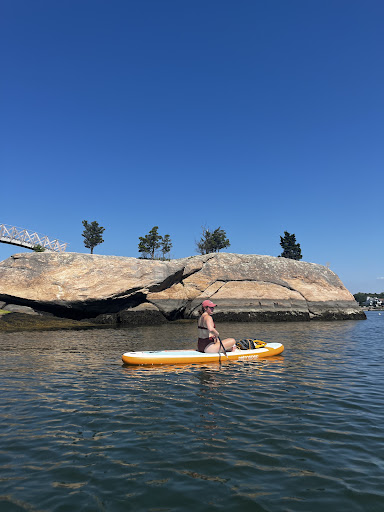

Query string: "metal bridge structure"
[[0, 223, 68, 252]]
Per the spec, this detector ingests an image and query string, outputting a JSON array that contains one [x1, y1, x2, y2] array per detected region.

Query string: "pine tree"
[[82, 220, 105, 254], [279, 231, 302, 260], [138, 226, 163, 259], [161, 234, 172, 259], [196, 226, 230, 255]]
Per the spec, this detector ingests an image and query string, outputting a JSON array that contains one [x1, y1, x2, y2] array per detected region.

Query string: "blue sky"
[[1, 0, 383, 294]]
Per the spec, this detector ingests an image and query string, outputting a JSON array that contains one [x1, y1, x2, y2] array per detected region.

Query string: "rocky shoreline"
[[0, 311, 97, 332], [0, 252, 365, 331]]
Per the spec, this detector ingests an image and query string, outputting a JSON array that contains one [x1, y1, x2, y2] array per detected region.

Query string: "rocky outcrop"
[[0, 252, 365, 324]]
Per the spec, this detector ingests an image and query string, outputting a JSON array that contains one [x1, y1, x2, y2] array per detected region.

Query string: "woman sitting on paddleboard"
[[197, 300, 236, 353]]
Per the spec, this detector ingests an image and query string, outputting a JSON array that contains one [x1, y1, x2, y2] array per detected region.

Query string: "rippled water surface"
[[1, 312, 384, 511]]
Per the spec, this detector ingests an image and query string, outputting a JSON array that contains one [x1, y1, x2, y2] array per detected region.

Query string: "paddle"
[[218, 336, 230, 361]]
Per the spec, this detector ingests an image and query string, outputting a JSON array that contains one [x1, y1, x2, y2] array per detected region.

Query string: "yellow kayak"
[[122, 342, 284, 365]]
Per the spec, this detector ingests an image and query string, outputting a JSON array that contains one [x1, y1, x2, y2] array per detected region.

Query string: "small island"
[[0, 252, 365, 331]]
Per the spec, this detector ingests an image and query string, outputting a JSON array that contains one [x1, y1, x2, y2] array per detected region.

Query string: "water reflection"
[[1, 314, 383, 512]]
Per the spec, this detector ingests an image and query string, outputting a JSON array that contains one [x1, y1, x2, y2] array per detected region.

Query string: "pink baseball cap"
[[202, 299, 217, 308]]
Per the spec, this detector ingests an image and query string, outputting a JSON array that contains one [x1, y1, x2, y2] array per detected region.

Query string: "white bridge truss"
[[0, 223, 68, 252]]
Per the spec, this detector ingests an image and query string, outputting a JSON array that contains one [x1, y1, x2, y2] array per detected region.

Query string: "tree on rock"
[[196, 226, 230, 255], [279, 231, 302, 260], [161, 234, 173, 260], [138, 226, 172, 259], [82, 220, 105, 254]]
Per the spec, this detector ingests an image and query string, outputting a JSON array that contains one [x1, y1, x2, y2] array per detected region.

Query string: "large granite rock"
[[0, 252, 364, 324]]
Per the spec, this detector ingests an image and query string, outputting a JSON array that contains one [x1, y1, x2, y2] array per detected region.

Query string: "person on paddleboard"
[[197, 299, 236, 353]]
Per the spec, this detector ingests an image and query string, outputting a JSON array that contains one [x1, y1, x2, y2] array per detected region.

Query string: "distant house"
[[364, 296, 383, 307]]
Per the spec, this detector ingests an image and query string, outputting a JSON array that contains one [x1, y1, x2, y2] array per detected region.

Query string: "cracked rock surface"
[[0, 252, 364, 323]]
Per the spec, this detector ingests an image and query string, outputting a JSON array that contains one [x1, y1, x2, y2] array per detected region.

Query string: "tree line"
[[80, 221, 303, 261]]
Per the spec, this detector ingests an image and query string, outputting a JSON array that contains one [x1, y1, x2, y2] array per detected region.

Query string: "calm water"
[[1, 312, 383, 512]]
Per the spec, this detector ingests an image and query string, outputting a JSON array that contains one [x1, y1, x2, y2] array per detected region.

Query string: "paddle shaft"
[[218, 336, 230, 360]]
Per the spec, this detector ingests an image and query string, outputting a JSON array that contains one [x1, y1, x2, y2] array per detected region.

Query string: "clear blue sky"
[[1, 0, 383, 294]]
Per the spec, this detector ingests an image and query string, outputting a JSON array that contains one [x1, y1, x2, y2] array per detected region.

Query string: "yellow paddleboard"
[[122, 342, 284, 365]]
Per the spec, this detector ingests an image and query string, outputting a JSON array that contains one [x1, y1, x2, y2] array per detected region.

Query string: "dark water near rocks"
[[1, 312, 383, 512]]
